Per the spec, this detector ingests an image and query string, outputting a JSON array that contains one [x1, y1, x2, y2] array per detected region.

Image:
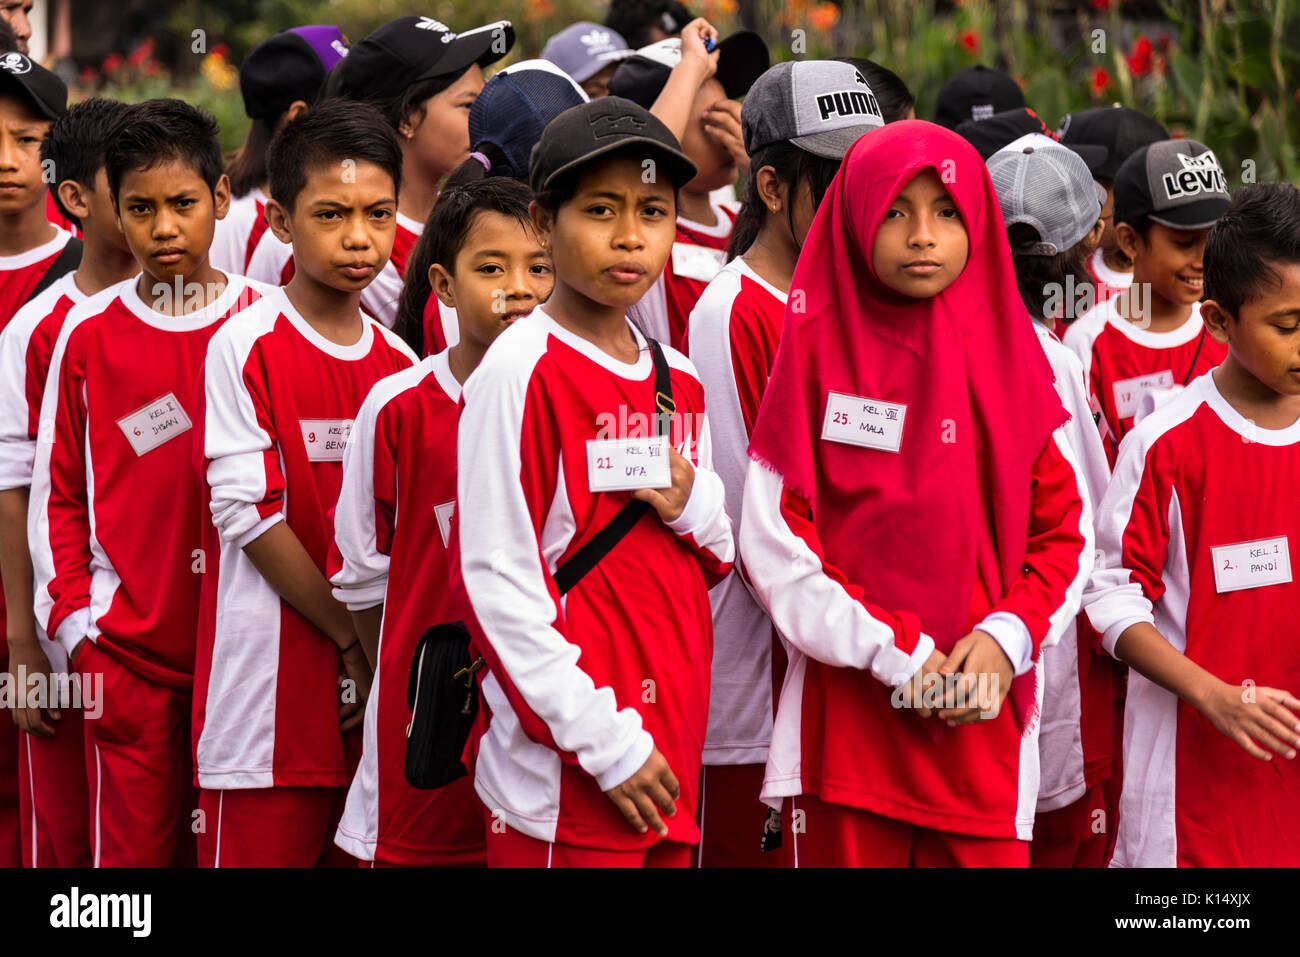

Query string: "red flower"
[[1089, 0, 1111, 9], [78, 65, 97, 87], [144, 60, 161, 77], [959, 29, 979, 56], [128, 37, 155, 68], [1127, 35, 1152, 77], [1157, 34, 1171, 52], [212, 43, 231, 61], [1090, 66, 1111, 95], [102, 52, 123, 73]]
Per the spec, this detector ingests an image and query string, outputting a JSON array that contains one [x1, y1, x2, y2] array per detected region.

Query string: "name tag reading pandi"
[[1113, 370, 1174, 420], [300, 419, 352, 463], [433, 500, 455, 548], [1211, 536, 1292, 593], [671, 242, 726, 283], [586, 435, 671, 493], [821, 391, 906, 453], [116, 393, 192, 456]]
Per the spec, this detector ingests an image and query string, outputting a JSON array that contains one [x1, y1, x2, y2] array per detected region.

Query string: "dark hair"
[[445, 142, 515, 188], [604, 0, 694, 49], [105, 99, 224, 200], [726, 140, 840, 260], [225, 115, 277, 199], [41, 97, 131, 228], [532, 146, 680, 222], [1204, 183, 1300, 319], [267, 99, 402, 213], [393, 176, 537, 355], [834, 57, 914, 124], [1006, 222, 1089, 322], [0, 17, 17, 53], [377, 69, 468, 134]]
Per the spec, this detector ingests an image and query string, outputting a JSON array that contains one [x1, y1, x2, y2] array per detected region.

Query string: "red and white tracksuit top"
[[1083, 371, 1300, 867], [456, 305, 734, 850]]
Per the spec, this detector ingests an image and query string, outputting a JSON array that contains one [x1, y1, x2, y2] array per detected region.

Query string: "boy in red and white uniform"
[[1083, 184, 1300, 867], [1064, 139, 1231, 463], [0, 97, 136, 867], [28, 100, 264, 867], [330, 177, 552, 866], [460, 99, 733, 867], [687, 59, 883, 867], [611, 22, 768, 353], [194, 102, 414, 867]]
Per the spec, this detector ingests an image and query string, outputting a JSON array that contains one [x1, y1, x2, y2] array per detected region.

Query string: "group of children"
[[0, 9, 1296, 869]]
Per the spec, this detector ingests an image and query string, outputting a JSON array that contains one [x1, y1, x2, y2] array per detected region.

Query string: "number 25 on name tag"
[[821, 391, 906, 453]]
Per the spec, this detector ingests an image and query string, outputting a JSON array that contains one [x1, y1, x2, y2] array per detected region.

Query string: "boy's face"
[[61, 168, 132, 253], [267, 159, 397, 294], [581, 63, 620, 100], [0, 1, 32, 52], [405, 65, 484, 183], [872, 167, 970, 299], [115, 159, 229, 286], [1205, 261, 1300, 398], [1096, 183, 1119, 256], [430, 209, 553, 351], [679, 78, 737, 194], [533, 153, 676, 311], [0, 92, 50, 217], [1123, 221, 1209, 307]]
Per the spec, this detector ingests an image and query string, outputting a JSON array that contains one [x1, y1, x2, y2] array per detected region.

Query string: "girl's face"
[[789, 173, 816, 247], [404, 65, 484, 182], [533, 154, 676, 311], [871, 167, 969, 298]]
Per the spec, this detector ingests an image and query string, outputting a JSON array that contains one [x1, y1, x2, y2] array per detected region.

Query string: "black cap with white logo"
[[529, 98, 697, 194], [0, 52, 67, 120], [1058, 105, 1168, 181], [1114, 138, 1231, 230], [332, 16, 514, 103], [933, 65, 1025, 129], [608, 33, 769, 108], [742, 60, 885, 159]]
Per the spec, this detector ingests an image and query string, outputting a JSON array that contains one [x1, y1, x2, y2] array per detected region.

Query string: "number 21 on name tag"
[[586, 435, 672, 492]]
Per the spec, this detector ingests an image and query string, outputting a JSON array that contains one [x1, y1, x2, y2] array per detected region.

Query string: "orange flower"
[[810, 1, 840, 32], [1090, 66, 1111, 96], [525, 0, 555, 18]]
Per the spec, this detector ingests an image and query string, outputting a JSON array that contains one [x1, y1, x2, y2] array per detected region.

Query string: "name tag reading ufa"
[[116, 393, 192, 456], [433, 501, 455, 548], [671, 242, 726, 283], [586, 435, 672, 493], [821, 392, 906, 452], [300, 419, 352, 462], [1212, 536, 1292, 593], [1113, 370, 1175, 419]]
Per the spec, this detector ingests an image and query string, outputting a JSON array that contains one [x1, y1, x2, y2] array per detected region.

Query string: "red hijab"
[[748, 120, 1067, 732]]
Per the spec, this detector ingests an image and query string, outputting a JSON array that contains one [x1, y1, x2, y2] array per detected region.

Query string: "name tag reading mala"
[[821, 391, 906, 452]]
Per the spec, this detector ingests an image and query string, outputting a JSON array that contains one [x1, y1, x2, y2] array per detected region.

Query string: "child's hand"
[[895, 647, 948, 719], [704, 100, 749, 176], [338, 642, 372, 733], [6, 636, 59, 736], [604, 746, 680, 836], [937, 630, 1014, 725], [631, 447, 695, 523], [1200, 680, 1300, 761], [678, 18, 721, 77]]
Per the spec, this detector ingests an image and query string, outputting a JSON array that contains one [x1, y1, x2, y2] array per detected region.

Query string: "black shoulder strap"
[[552, 337, 674, 596], [21, 236, 83, 308]]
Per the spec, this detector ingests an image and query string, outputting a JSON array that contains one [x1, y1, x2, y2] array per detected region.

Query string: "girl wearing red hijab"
[[738, 120, 1095, 866]]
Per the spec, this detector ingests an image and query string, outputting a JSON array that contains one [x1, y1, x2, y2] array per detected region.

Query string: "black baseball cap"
[[608, 33, 770, 108], [240, 26, 349, 120], [1114, 138, 1231, 230], [529, 98, 697, 194], [332, 16, 514, 104], [933, 65, 1025, 129], [954, 107, 1074, 161], [0, 52, 67, 120], [1057, 105, 1169, 181]]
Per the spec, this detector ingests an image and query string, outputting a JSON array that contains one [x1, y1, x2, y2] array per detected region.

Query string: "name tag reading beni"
[[300, 419, 352, 463], [586, 435, 672, 493], [821, 391, 906, 453]]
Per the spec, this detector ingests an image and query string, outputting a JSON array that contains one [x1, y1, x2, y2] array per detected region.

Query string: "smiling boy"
[[193, 101, 415, 867], [27, 99, 266, 867]]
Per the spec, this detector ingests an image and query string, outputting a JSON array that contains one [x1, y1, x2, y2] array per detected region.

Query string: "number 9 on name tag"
[[586, 435, 672, 493]]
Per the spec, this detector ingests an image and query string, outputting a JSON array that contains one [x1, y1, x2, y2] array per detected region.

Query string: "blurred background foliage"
[[65, 0, 1299, 182]]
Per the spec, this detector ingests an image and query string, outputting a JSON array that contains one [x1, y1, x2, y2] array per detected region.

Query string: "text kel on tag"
[[300, 419, 353, 463], [821, 391, 906, 453], [1211, 536, 1292, 594], [433, 501, 455, 548], [116, 393, 192, 457], [1113, 370, 1174, 420], [587, 435, 672, 493]]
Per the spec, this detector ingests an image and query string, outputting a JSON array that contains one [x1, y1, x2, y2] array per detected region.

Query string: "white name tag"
[[116, 393, 192, 456], [586, 435, 671, 492], [1212, 536, 1292, 593], [1113, 370, 1174, 420], [671, 242, 726, 283], [433, 500, 455, 548], [300, 419, 352, 462], [821, 391, 906, 453]]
